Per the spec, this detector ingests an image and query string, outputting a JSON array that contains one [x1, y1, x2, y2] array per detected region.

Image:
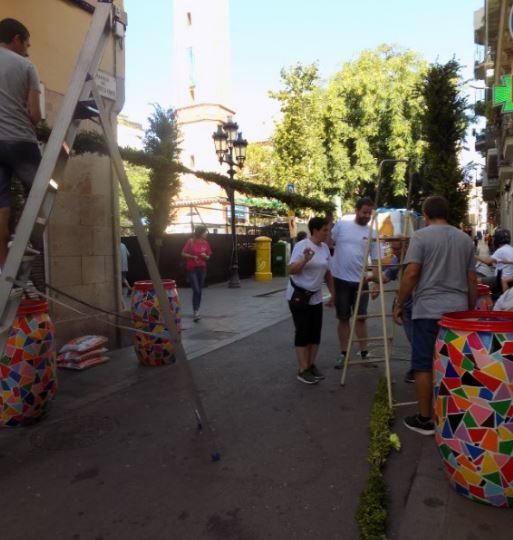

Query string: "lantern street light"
[[212, 117, 248, 288]]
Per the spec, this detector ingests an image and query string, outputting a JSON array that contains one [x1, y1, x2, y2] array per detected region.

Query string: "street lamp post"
[[212, 117, 248, 288]]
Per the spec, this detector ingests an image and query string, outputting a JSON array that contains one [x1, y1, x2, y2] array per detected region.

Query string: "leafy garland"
[[36, 126, 334, 214], [356, 377, 399, 539]]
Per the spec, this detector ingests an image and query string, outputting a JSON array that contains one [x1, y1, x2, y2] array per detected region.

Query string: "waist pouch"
[[290, 278, 319, 305]]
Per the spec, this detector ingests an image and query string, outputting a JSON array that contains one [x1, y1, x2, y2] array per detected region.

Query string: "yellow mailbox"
[[255, 236, 273, 281]]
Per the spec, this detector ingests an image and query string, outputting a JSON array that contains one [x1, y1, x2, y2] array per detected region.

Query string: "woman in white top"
[[287, 217, 335, 384]]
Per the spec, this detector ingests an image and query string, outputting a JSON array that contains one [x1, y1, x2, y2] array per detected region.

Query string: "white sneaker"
[[193, 310, 200, 322]]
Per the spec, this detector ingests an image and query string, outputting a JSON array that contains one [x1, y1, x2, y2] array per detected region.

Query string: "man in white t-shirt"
[[476, 228, 513, 295], [331, 197, 374, 368]]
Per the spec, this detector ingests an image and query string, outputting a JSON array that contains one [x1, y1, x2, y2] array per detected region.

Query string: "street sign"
[[94, 70, 117, 101], [287, 183, 295, 194]]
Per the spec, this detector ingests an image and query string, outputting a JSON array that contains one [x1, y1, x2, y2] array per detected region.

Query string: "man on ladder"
[[331, 196, 375, 368], [0, 18, 42, 267]]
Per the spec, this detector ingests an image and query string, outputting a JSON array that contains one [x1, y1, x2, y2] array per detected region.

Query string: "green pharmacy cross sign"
[[494, 75, 513, 113]]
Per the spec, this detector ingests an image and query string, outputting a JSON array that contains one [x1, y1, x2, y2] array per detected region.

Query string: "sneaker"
[[297, 369, 319, 385], [193, 310, 200, 322], [309, 364, 325, 380], [403, 414, 435, 436], [404, 369, 415, 384], [334, 353, 345, 370]]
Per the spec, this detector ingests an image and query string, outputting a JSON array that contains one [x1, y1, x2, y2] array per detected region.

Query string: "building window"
[[187, 12, 192, 26], [187, 46, 195, 86]]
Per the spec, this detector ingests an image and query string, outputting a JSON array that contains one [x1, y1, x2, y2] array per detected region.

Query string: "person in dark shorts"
[[287, 217, 334, 384], [394, 196, 477, 436], [330, 197, 374, 368], [0, 18, 42, 267]]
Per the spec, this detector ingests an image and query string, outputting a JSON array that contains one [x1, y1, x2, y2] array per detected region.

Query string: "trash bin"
[[0, 299, 57, 427], [131, 280, 181, 366], [476, 283, 493, 311], [272, 241, 288, 277], [434, 311, 513, 507]]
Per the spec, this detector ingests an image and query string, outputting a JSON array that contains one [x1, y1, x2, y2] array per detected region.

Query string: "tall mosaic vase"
[[475, 284, 493, 311], [434, 311, 513, 507], [0, 300, 57, 427], [131, 280, 181, 366]]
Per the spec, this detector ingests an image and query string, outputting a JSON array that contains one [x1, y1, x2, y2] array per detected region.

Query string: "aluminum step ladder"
[[339, 160, 417, 408], [0, 1, 219, 460]]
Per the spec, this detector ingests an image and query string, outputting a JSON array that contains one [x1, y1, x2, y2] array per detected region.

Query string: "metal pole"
[[228, 168, 241, 288]]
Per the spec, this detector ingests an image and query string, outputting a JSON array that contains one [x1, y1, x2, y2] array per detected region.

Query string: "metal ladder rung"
[[347, 359, 386, 366], [360, 288, 399, 294], [352, 336, 393, 342], [371, 236, 409, 241], [367, 263, 406, 268], [356, 314, 392, 319]]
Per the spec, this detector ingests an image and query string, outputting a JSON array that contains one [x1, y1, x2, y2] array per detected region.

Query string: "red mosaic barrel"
[[0, 299, 57, 427], [130, 280, 181, 366], [434, 311, 513, 507], [475, 284, 493, 311]]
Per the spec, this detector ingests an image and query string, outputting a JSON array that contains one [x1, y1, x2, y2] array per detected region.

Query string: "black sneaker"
[[403, 414, 435, 436], [404, 369, 415, 384], [297, 369, 319, 385], [309, 364, 325, 380]]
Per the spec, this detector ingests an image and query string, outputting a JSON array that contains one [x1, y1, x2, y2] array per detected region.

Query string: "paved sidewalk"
[[51, 277, 293, 418]]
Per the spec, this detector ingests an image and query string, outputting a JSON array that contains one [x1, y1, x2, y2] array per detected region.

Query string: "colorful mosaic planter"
[[475, 284, 493, 311], [131, 280, 181, 366], [0, 300, 57, 427], [434, 311, 513, 507]]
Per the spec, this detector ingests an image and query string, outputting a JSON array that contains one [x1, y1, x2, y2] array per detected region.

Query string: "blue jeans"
[[188, 267, 207, 312]]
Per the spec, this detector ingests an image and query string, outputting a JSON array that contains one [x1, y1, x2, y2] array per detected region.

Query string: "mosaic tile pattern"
[[0, 303, 56, 427], [434, 326, 513, 507], [131, 283, 181, 366]]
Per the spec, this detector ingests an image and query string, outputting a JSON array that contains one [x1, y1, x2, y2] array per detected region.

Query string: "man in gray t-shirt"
[[394, 196, 477, 436], [0, 18, 42, 267]]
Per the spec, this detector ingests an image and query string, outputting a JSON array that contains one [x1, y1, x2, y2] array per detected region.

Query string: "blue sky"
[[123, 0, 484, 141]]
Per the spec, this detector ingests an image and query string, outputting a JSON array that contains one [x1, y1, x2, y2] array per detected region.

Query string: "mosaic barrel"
[[434, 311, 513, 507], [0, 299, 57, 427], [131, 280, 181, 366], [475, 284, 493, 311]]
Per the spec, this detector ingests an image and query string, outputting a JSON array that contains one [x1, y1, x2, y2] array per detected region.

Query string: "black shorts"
[[334, 278, 369, 320], [0, 141, 41, 208], [289, 301, 323, 347]]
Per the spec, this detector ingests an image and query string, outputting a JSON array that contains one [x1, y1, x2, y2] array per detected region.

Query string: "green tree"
[[269, 63, 328, 199], [240, 141, 275, 185], [419, 60, 470, 225], [143, 105, 181, 256], [323, 45, 427, 205], [119, 162, 151, 226]]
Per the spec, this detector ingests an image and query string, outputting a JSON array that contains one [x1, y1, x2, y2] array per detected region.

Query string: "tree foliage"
[[119, 162, 151, 225], [143, 105, 181, 240], [254, 47, 428, 207], [269, 63, 328, 199], [418, 60, 470, 225], [324, 46, 427, 205]]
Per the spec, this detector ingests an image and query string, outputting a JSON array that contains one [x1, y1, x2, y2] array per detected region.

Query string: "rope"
[[9, 279, 173, 341]]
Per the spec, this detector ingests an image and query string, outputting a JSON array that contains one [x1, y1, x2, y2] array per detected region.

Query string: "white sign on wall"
[[94, 70, 117, 101]]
